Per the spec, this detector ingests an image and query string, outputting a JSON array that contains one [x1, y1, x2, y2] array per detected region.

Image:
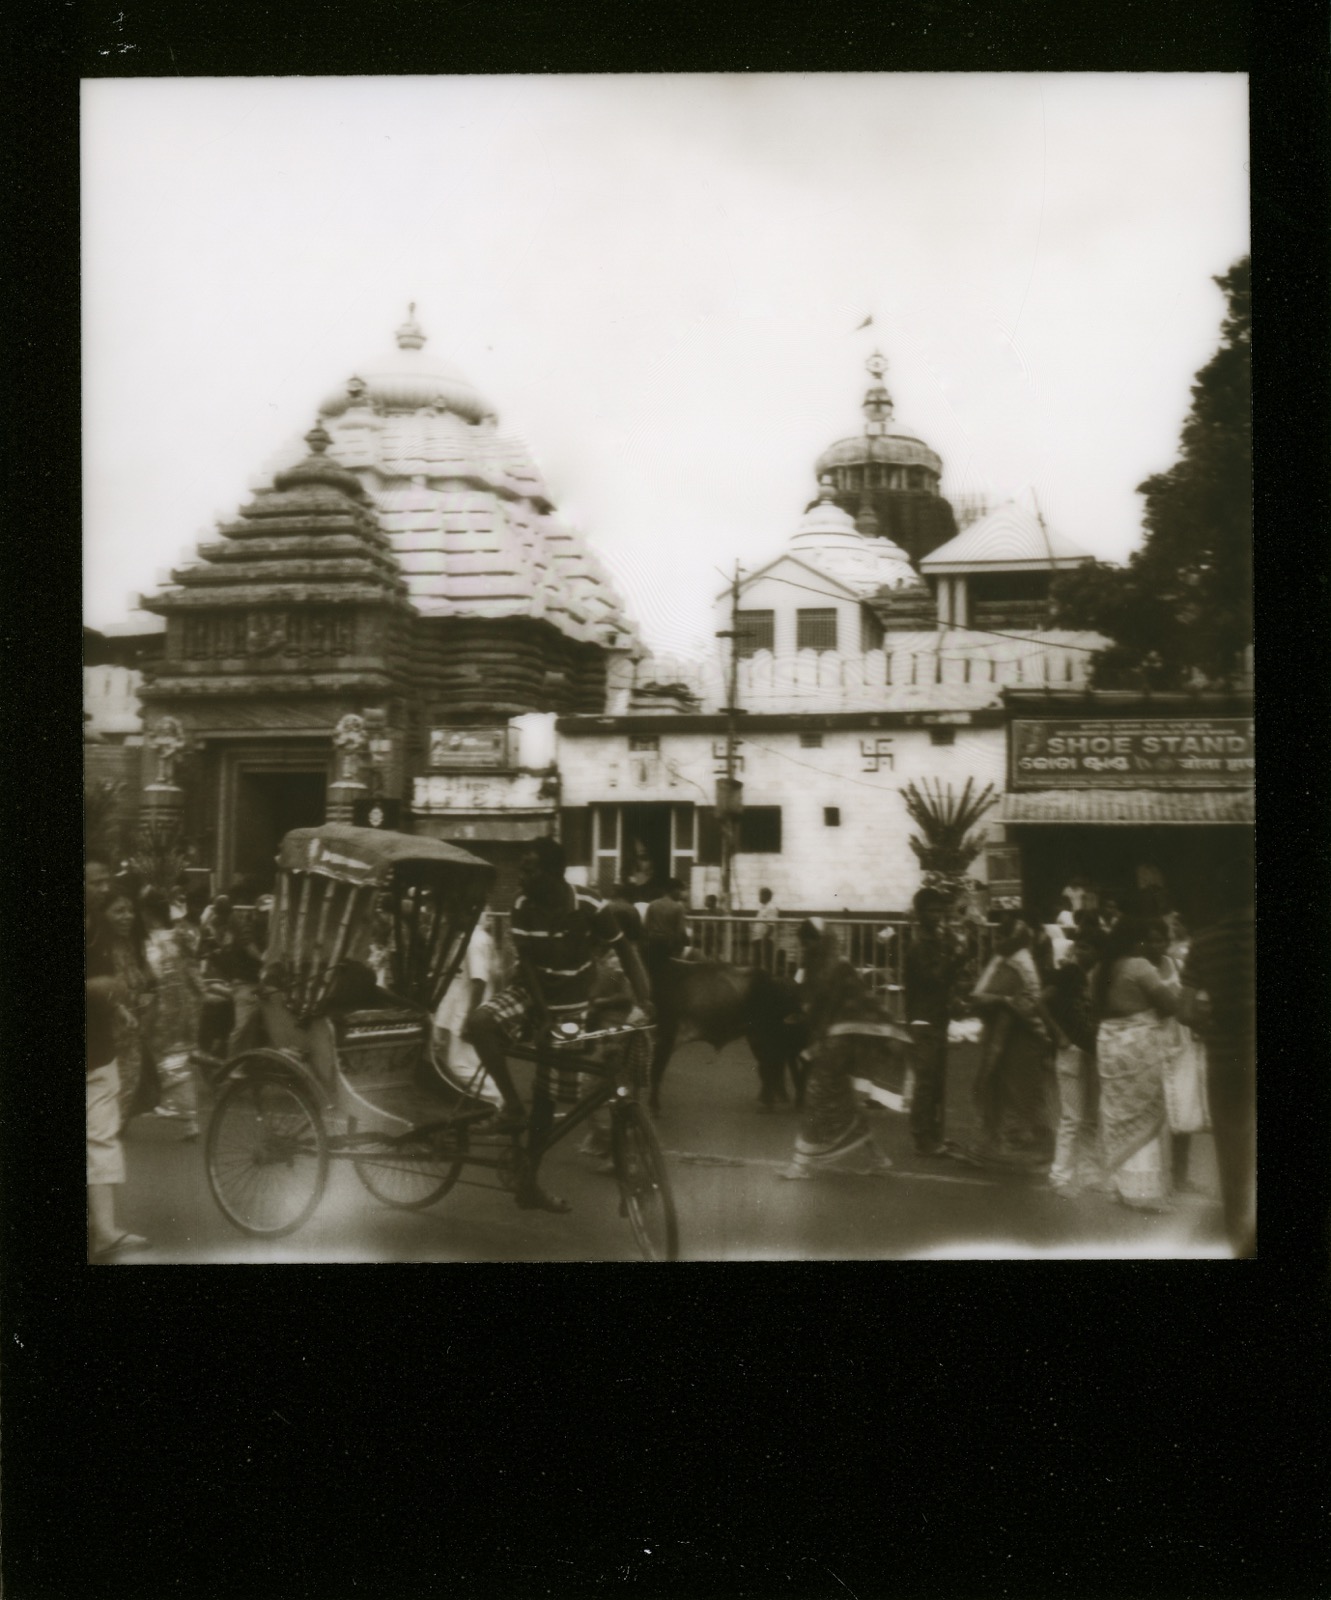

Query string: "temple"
[[132, 309, 638, 896]]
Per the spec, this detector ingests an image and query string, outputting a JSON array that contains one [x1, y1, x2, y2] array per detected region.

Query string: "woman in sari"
[[969, 914, 1057, 1166], [102, 888, 156, 1133], [778, 919, 906, 1181], [1094, 915, 1178, 1212]]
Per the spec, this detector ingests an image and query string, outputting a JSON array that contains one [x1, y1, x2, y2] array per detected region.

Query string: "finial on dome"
[[396, 303, 426, 350], [862, 349, 894, 433], [304, 421, 332, 455], [817, 474, 838, 503]]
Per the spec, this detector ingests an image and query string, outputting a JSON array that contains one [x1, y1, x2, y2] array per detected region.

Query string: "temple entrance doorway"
[[217, 743, 329, 893]]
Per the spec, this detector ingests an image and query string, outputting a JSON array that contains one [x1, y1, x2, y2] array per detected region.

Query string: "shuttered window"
[[735, 610, 775, 658], [796, 608, 838, 651]]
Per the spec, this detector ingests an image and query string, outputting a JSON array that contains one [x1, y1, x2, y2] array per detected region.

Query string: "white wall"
[[716, 558, 859, 657], [83, 665, 144, 736], [556, 722, 1007, 914]]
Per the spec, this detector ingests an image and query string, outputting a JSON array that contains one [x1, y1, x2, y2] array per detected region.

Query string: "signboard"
[[1011, 718, 1254, 790], [429, 726, 509, 771], [414, 773, 551, 813]]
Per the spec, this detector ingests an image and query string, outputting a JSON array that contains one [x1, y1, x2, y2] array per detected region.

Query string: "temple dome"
[[815, 432, 943, 477], [318, 306, 492, 424], [788, 481, 922, 595]]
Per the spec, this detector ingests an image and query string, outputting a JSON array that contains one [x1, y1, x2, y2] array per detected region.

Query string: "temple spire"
[[395, 303, 426, 350]]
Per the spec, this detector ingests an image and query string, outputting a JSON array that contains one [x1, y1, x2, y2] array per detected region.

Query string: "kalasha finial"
[[396, 303, 426, 350], [304, 421, 332, 455], [866, 350, 887, 380], [817, 474, 838, 502]]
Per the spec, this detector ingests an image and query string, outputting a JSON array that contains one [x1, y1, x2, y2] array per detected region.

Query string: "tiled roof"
[[921, 501, 1094, 571], [999, 789, 1254, 825]]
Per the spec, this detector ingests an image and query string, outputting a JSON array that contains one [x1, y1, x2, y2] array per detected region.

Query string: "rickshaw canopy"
[[268, 825, 496, 1021], [277, 824, 495, 888]]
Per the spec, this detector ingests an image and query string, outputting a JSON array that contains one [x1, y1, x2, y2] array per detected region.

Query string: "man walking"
[[644, 878, 689, 1094], [903, 887, 967, 1159], [1180, 862, 1255, 1258], [751, 887, 779, 973]]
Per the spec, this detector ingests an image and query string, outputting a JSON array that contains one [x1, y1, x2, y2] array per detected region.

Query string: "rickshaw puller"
[[464, 837, 654, 1213]]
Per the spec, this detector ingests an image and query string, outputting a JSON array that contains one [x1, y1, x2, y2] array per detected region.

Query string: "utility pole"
[[715, 560, 743, 915]]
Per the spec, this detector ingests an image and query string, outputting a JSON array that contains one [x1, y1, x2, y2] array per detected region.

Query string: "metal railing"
[[488, 912, 995, 1023]]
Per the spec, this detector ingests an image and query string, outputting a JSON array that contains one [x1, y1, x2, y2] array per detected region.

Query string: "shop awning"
[[999, 789, 1254, 825]]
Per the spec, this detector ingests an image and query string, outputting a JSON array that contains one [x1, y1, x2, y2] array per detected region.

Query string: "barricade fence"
[[487, 912, 996, 1024]]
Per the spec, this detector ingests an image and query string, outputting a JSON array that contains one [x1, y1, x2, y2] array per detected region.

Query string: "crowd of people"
[[899, 871, 1255, 1256], [87, 841, 1254, 1258], [85, 864, 274, 1260]]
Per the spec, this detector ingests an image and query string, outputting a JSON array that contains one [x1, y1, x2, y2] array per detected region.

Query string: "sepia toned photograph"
[[82, 72, 1253, 1263]]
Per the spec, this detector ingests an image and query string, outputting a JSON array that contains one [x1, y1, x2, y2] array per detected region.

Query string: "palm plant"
[[900, 777, 1000, 890], [128, 817, 193, 892]]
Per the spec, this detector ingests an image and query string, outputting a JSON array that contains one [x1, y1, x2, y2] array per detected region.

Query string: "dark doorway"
[[1015, 825, 1250, 929], [232, 770, 327, 892], [618, 803, 673, 898]]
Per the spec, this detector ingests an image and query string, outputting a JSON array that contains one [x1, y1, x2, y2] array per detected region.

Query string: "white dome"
[[788, 486, 922, 595]]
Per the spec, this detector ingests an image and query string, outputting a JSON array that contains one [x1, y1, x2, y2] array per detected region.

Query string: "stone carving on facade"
[[332, 713, 369, 783], [246, 611, 290, 656], [146, 716, 188, 786], [185, 610, 354, 662]]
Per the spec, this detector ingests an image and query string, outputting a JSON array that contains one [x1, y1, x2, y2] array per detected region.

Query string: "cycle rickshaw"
[[204, 824, 679, 1260]]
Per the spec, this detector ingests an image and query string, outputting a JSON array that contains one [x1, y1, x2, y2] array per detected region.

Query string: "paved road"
[[105, 1041, 1230, 1263]]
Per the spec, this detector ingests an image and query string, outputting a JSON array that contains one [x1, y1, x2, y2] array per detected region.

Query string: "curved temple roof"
[[253, 310, 639, 650]]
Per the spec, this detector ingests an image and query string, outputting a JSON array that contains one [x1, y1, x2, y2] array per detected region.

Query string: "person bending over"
[[464, 837, 653, 1213]]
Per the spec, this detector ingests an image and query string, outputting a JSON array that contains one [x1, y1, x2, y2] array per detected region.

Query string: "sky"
[[82, 74, 1249, 657]]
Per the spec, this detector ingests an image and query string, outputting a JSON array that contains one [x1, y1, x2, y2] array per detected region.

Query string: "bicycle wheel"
[[353, 1133, 462, 1209], [206, 1069, 329, 1238], [611, 1100, 679, 1261]]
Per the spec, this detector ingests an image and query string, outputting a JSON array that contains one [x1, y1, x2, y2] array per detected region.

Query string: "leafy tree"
[[1053, 256, 1251, 689]]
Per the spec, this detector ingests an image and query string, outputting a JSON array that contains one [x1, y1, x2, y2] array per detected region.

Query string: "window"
[[559, 808, 592, 866], [628, 734, 659, 753], [799, 732, 824, 749], [735, 610, 774, 658], [737, 807, 782, 853], [797, 608, 838, 652], [860, 608, 885, 653], [929, 727, 956, 747], [823, 806, 841, 827], [697, 807, 723, 866]]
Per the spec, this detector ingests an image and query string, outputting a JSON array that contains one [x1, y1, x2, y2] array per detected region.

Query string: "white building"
[[556, 465, 1105, 914]]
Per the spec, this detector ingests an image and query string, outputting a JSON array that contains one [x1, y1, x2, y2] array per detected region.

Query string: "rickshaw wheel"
[[352, 1134, 462, 1209], [610, 1101, 679, 1262], [206, 1066, 329, 1238]]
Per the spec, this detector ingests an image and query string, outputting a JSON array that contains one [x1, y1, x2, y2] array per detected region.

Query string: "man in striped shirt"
[[464, 836, 653, 1212]]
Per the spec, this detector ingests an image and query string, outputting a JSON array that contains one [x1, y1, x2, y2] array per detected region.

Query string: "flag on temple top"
[[855, 314, 873, 331]]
